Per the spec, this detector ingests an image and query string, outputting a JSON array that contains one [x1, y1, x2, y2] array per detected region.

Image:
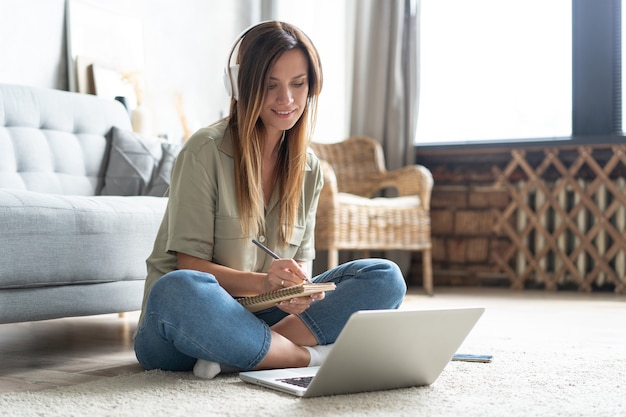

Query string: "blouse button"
[[259, 235, 266, 243]]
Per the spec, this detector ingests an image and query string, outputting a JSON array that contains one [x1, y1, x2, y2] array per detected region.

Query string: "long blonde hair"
[[227, 21, 323, 245]]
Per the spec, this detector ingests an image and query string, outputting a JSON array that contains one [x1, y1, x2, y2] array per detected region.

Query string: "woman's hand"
[[263, 258, 309, 292], [263, 258, 324, 313]]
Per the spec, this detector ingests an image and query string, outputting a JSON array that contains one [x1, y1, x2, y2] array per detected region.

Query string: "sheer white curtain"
[[349, 0, 420, 170]]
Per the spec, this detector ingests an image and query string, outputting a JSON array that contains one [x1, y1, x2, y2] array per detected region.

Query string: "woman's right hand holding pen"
[[264, 258, 309, 291], [264, 258, 324, 314]]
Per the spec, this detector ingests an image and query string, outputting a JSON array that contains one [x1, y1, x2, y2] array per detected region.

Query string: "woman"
[[134, 21, 407, 379]]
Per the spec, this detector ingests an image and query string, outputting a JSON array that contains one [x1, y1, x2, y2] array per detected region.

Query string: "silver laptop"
[[239, 307, 485, 397]]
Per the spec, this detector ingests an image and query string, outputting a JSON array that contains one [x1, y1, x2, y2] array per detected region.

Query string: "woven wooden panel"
[[492, 145, 626, 294]]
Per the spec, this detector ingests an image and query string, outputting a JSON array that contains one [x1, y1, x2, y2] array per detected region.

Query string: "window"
[[416, 0, 572, 144]]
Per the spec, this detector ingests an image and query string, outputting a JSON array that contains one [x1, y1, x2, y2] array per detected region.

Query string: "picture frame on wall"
[[90, 63, 138, 109]]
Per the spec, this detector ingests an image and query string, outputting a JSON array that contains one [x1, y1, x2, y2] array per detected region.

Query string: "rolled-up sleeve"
[[165, 146, 218, 261]]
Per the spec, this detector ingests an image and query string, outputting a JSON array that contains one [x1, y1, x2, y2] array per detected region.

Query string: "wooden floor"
[[0, 310, 144, 393]]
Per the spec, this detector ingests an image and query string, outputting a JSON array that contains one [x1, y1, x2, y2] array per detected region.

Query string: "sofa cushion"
[[0, 189, 167, 289], [100, 127, 180, 197], [0, 84, 132, 195]]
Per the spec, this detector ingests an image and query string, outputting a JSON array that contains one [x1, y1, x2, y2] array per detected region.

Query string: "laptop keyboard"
[[278, 376, 313, 388]]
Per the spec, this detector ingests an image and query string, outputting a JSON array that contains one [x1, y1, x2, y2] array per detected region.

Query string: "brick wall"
[[408, 148, 515, 287], [409, 184, 510, 286]]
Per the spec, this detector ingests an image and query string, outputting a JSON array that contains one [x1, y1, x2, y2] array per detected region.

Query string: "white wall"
[[0, 0, 68, 89], [0, 0, 350, 144]]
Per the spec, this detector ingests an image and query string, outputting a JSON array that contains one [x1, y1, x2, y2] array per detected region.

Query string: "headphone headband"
[[223, 21, 272, 100]]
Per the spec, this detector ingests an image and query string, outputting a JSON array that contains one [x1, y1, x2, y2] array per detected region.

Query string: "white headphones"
[[223, 37, 242, 100], [223, 21, 271, 100]]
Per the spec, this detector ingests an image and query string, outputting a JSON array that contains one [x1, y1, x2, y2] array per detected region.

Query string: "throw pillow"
[[101, 127, 180, 196]]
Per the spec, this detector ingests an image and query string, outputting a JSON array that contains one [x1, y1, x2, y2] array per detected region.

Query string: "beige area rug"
[[1, 289, 625, 417]]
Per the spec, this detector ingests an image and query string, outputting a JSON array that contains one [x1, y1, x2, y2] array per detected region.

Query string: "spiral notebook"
[[237, 283, 336, 312]]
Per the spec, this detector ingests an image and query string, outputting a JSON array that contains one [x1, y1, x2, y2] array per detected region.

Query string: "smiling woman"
[[132, 20, 407, 382]]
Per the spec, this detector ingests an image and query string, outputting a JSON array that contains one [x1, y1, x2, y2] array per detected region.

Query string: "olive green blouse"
[[139, 119, 323, 318]]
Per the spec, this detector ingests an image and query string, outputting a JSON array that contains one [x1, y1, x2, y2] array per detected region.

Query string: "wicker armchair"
[[311, 137, 434, 294]]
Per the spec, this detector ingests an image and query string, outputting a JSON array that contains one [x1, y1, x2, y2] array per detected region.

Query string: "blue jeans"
[[134, 258, 406, 372]]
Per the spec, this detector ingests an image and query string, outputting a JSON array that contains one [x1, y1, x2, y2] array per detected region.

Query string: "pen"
[[252, 239, 312, 283], [252, 239, 280, 260]]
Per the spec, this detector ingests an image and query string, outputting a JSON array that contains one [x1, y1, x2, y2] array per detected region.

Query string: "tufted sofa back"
[[0, 84, 132, 196]]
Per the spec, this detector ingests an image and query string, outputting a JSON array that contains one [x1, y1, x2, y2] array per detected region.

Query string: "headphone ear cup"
[[230, 65, 239, 100], [224, 64, 240, 100]]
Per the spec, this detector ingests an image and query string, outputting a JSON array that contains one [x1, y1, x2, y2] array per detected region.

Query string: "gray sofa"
[[0, 84, 177, 324]]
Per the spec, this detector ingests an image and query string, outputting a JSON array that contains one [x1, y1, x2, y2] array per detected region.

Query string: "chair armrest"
[[377, 165, 434, 210]]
